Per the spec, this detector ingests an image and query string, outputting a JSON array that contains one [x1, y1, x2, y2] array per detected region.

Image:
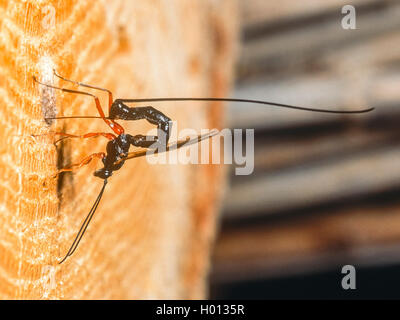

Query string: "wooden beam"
[[212, 203, 400, 283], [224, 144, 400, 217], [0, 0, 237, 299]]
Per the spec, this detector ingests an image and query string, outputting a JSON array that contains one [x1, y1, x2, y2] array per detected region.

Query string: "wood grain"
[[0, 0, 238, 299]]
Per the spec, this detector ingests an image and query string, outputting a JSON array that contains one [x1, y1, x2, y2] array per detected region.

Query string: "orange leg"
[[33, 76, 124, 135], [53, 69, 114, 112], [54, 152, 105, 177], [32, 131, 116, 144], [52, 132, 116, 144]]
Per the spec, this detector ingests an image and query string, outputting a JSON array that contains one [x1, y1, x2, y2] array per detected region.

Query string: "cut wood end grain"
[[0, 0, 238, 299]]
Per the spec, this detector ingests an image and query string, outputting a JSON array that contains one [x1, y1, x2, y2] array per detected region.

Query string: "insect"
[[33, 70, 374, 264]]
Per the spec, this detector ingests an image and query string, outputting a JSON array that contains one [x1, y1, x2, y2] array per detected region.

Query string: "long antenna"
[[44, 97, 374, 121], [116, 98, 374, 114], [59, 179, 108, 264]]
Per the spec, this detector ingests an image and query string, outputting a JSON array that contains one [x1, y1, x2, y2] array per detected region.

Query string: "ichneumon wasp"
[[33, 70, 374, 264]]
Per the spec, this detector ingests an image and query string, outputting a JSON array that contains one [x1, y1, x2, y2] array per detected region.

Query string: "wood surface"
[[0, 0, 238, 299]]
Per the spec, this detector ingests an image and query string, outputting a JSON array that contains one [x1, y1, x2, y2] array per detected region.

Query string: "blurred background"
[[210, 0, 400, 299]]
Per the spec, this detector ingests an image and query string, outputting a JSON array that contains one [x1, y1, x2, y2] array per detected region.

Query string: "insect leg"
[[33, 132, 116, 144], [33, 76, 124, 135], [53, 69, 113, 110], [54, 152, 106, 177], [52, 132, 116, 144]]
